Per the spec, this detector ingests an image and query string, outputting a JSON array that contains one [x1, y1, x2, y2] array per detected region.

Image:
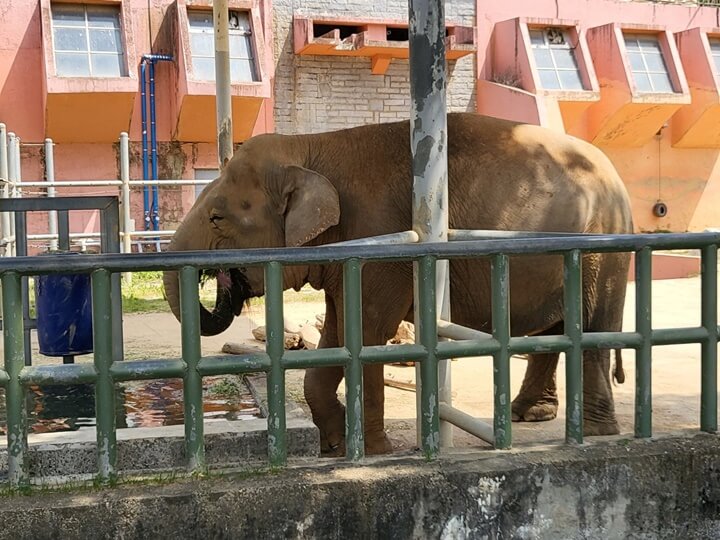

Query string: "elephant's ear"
[[282, 165, 340, 247]]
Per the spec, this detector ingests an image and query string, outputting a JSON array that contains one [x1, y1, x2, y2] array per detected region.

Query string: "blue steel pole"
[[149, 59, 159, 232], [140, 60, 150, 231]]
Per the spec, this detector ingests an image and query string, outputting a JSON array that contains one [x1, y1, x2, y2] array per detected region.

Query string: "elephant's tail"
[[612, 349, 625, 385]]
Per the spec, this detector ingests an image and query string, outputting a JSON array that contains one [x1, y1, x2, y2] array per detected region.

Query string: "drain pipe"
[[139, 54, 173, 235]]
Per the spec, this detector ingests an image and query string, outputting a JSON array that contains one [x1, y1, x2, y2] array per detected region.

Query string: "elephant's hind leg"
[[512, 322, 562, 423]]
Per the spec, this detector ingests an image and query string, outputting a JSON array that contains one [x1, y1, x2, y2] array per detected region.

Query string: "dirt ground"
[[15, 274, 720, 452]]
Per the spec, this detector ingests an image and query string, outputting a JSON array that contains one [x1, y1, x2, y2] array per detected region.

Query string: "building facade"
[[0, 0, 719, 243]]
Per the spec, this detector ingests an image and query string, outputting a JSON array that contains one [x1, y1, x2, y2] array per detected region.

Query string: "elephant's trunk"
[[162, 233, 237, 337]]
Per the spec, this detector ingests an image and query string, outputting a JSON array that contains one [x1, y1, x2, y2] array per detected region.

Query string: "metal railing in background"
[[0, 125, 213, 257], [0, 230, 716, 487]]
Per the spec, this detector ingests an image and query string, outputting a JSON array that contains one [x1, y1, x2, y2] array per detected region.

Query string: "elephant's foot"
[[365, 431, 393, 455], [320, 431, 393, 457], [317, 404, 346, 456], [511, 392, 558, 423], [583, 417, 620, 436]]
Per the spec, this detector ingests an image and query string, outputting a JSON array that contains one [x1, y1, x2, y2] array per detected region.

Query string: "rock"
[[389, 321, 415, 344], [222, 342, 264, 355], [251, 326, 303, 350], [299, 325, 321, 350], [315, 313, 325, 330], [284, 316, 302, 334]]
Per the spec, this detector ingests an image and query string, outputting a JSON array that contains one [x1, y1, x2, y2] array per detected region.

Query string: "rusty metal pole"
[[214, 0, 233, 169], [410, 0, 452, 450]]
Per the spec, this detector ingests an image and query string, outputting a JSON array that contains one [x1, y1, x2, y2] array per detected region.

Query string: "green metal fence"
[[0, 231, 718, 488]]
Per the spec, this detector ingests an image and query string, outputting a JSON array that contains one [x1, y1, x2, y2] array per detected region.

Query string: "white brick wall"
[[272, 0, 476, 134]]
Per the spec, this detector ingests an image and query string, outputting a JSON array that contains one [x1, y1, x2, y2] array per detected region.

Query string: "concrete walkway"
[[11, 275, 719, 452]]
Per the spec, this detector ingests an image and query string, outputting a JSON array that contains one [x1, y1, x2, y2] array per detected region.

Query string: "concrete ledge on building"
[[0, 374, 318, 482], [0, 433, 719, 538], [627, 251, 702, 281], [293, 16, 476, 75]]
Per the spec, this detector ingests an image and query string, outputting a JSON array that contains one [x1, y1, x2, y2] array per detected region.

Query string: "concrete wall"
[[1, 435, 719, 539], [272, 0, 476, 135]]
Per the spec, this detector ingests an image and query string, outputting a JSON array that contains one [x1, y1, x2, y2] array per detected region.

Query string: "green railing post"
[[564, 250, 584, 444], [92, 269, 117, 483], [343, 259, 364, 460], [180, 266, 206, 471], [265, 261, 286, 466], [417, 256, 440, 459], [701, 244, 718, 433], [635, 247, 653, 438], [491, 254, 511, 449], [2, 272, 28, 488]]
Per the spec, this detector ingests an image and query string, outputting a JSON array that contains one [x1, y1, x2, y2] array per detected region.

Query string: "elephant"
[[163, 113, 633, 456]]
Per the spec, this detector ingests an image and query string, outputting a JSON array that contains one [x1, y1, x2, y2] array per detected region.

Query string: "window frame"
[[623, 32, 677, 94], [528, 27, 586, 91], [186, 8, 259, 83], [708, 36, 720, 80], [50, 2, 128, 78]]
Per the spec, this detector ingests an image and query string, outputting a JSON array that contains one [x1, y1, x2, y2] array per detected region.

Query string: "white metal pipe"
[[128, 179, 212, 186], [0, 124, 9, 257], [1, 179, 212, 188], [437, 319, 493, 341], [438, 403, 494, 445], [214, 0, 233, 169], [7, 133, 17, 256], [44, 138, 58, 251], [327, 230, 419, 247], [120, 133, 132, 255]]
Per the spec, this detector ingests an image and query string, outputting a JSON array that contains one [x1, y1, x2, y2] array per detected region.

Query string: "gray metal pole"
[[44, 139, 58, 251], [409, 0, 453, 448], [214, 0, 233, 169], [120, 132, 133, 284], [0, 124, 9, 257]]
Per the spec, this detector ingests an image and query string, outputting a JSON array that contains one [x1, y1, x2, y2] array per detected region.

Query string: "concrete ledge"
[[0, 375, 319, 481], [1, 434, 719, 538]]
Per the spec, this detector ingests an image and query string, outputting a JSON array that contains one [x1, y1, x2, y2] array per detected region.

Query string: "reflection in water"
[[0, 376, 262, 435]]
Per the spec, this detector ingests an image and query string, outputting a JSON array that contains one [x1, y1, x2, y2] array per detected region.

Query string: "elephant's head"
[[163, 141, 340, 335]]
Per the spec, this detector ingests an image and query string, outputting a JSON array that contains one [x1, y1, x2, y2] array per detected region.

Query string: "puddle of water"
[[0, 376, 262, 435]]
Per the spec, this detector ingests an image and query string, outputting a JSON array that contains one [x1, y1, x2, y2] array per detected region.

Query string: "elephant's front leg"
[[304, 294, 346, 455]]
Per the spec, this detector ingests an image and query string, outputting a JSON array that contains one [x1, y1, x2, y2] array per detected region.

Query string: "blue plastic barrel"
[[35, 261, 93, 357]]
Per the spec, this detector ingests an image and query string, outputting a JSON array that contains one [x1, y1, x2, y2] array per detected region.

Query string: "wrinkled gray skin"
[[163, 113, 633, 456]]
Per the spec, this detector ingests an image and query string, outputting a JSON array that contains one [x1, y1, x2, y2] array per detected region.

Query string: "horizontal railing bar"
[[360, 344, 427, 364], [0, 196, 117, 212], [282, 347, 351, 369], [0, 233, 716, 275], [652, 327, 709, 345], [581, 332, 643, 349], [110, 359, 185, 381], [0, 370, 8, 386], [437, 339, 500, 359], [199, 354, 271, 375], [437, 319, 492, 340], [19, 364, 97, 386], [508, 335, 573, 354], [439, 403, 494, 445]]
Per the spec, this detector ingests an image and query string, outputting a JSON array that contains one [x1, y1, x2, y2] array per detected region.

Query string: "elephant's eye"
[[240, 200, 251, 210], [210, 213, 224, 226]]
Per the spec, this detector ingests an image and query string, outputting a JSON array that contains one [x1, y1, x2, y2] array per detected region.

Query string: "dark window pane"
[[532, 48, 553, 69], [230, 35, 253, 59], [529, 30, 545, 46], [628, 51, 645, 72], [188, 11, 213, 29], [633, 72, 652, 92], [552, 49, 578, 70], [85, 5, 121, 29], [190, 33, 214, 57], [231, 58, 256, 82], [644, 52, 667, 72]]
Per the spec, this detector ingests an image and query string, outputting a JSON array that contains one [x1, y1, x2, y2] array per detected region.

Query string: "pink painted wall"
[[0, 0, 273, 247], [478, 0, 720, 232]]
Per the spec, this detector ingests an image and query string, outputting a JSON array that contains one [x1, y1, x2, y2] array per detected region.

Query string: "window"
[[624, 34, 675, 93], [188, 10, 257, 82], [529, 28, 584, 91], [51, 3, 126, 77], [709, 38, 720, 80]]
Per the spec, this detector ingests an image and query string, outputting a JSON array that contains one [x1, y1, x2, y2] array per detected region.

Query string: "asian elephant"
[[163, 113, 633, 455]]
